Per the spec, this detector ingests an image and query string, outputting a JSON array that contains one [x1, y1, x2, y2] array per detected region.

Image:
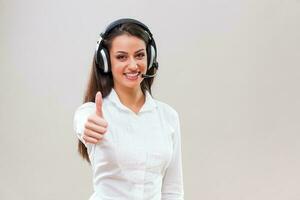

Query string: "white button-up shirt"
[[73, 89, 184, 200]]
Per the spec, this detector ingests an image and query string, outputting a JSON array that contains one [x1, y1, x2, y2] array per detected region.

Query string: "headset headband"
[[101, 18, 153, 39]]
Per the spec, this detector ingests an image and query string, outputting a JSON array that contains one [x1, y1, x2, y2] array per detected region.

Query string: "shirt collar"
[[107, 88, 157, 113]]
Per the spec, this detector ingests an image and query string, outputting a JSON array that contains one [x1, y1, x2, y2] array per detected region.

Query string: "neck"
[[113, 85, 145, 113]]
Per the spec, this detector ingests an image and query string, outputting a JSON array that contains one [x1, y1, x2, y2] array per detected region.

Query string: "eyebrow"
[[115, 49, 145, 54]]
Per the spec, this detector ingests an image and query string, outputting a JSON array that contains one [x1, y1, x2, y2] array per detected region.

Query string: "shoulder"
[[74, 102, 96, 117], [74, 97, 111, 116], [154, 99, 180, 124], [75, 102, 95, 111]]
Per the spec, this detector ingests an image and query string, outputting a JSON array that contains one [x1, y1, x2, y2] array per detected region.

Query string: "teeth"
[[125, 72, 139, 77]]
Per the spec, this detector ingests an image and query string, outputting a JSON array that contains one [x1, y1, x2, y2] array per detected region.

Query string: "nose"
[[128, 57, 138, 70]]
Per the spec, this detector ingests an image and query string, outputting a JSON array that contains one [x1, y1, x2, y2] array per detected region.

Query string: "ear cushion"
[[148, 45, 156, 69], [96, 46, 110, 73], [101, 48, 110, 73], [146, 39, 157, 69]]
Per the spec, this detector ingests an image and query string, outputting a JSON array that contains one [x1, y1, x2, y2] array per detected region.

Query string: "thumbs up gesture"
[[83, 91, 108, 144]]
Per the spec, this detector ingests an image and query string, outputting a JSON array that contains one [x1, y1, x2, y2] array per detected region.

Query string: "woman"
[[73, 18, 184, 200]]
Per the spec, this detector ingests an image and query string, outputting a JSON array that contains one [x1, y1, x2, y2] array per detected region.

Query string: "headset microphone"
[[141, 62, 158, 78], [141, 72, 157, 78]]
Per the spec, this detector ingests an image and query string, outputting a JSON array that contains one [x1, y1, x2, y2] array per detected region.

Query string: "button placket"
[[128, 112, 140, 131]]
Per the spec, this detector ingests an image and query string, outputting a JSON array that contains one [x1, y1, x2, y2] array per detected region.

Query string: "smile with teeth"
[[123, 72, 141, 80]]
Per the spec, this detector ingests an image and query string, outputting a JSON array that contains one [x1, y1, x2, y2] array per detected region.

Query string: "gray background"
[[1, 0, 299, 199]]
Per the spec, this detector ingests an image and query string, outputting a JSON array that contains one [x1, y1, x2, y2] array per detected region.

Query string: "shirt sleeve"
[[73, 102, 96, 154], [161, 112, 184, 200]]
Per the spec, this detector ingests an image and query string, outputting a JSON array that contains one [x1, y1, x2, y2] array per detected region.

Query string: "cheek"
[[111, 66, 123, 77], [139, 60, 148, 71], [111, 60, 124, 75]]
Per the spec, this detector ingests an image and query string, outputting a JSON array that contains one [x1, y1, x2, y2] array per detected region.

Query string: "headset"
[[94, 18, 158, 76]]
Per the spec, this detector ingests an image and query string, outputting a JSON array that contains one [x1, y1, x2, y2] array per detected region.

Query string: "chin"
[[123, 82, 142, 89], [114, 75, 144, 90]]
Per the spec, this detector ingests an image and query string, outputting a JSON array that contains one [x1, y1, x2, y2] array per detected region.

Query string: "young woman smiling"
[[73, 18, 184, 200]]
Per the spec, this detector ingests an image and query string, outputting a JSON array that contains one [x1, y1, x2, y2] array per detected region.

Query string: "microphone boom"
[[141, 73, 156, 78]]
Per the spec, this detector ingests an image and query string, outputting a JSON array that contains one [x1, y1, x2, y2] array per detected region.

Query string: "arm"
[[161, 112, 184, 200], [73, 102, 96, 153]]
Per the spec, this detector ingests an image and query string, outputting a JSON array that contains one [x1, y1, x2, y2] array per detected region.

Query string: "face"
[[109, 34, 147, 91]]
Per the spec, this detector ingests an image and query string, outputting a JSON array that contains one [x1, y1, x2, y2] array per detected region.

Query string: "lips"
[[123, 72, 141, 80]]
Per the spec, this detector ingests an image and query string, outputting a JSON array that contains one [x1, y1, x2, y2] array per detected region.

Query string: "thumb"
[[95, 91, 103, 117]]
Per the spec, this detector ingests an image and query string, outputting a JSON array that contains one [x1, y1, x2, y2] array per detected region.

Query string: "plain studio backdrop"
[[0, 0, 299, 199]]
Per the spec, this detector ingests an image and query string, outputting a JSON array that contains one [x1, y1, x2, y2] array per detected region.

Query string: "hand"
[[83, 91, 108, 144]]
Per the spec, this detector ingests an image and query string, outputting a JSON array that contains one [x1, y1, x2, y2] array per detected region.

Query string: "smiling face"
[[109, 34, 147, 92]]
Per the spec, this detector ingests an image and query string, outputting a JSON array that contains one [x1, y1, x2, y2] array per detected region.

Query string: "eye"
[[136, 52, 145, 60], [116, 54, 127, 61]]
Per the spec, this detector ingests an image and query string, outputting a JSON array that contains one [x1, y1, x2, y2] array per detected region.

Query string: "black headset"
[[94, 18, 158, 73]]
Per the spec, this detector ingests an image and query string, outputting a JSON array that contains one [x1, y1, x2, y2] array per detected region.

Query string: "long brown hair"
[[78, 22, 157, 163]]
